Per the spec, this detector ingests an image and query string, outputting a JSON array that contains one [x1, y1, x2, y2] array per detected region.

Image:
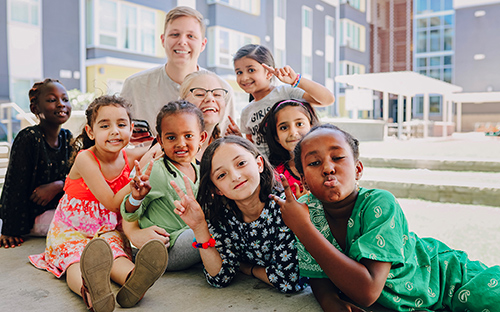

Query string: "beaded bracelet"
[[128, 195, 143, 206], [192, 237, 216, 249], [292, 73, 302, 88]]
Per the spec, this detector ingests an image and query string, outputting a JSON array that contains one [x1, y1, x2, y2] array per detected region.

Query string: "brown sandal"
[[80, 238, 115, 312], [116, 239, 168, 308]]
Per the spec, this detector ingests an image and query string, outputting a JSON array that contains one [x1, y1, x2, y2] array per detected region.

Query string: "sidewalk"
[[359, 133, 500, 206], [1, 133, 499, 311], [1, 198, 499, 311]]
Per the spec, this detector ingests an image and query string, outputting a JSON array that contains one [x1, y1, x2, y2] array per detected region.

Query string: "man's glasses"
[[189, 88, 228, 99]]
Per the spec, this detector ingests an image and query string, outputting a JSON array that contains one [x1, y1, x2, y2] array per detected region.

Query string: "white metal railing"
[[0, 102, 37, 143]]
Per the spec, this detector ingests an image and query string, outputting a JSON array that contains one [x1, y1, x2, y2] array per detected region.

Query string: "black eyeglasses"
[[189, 88, 228, 99]]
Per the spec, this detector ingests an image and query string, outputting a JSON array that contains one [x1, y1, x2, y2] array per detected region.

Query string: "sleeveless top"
[[64, 149, 132, 201]]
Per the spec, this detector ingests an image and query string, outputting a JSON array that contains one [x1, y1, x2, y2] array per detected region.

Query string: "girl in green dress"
[[271, 124, 500, 312]]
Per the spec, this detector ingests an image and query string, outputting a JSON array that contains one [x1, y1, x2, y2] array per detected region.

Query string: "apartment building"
[[1, 0, 342, 119]]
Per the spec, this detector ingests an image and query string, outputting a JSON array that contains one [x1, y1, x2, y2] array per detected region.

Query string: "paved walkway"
[[1, 133, 499, 311]]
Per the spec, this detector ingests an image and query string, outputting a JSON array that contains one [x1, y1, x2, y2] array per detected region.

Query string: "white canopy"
[[335, 71, 463, 138], [335, 71, 463, 96], [449, 92, 500, 103]]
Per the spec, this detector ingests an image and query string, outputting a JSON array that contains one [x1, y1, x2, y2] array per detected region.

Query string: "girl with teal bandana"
[[270, 124, 500, 312]]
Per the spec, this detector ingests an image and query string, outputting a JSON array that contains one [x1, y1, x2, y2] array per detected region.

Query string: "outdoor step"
[[360, 156, 500, 172], [360, 167, 500, 207]]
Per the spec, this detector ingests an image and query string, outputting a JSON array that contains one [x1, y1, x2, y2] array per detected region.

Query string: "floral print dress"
[[29, 149, 131, 278], [205, 190, 303, 293]]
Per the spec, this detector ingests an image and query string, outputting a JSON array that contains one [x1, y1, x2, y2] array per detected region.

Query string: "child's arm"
[[122, 219, 170, 249], [310, 278, 365, 312], [271, 176, 391, 307], [171, 176, 223, 277], [262, 64, 335, 107], [29, 181, 64, 206]]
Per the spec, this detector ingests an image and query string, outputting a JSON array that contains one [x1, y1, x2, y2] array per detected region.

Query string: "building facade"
[[454, 1, 500, 131], [0, 0, 341, 120]]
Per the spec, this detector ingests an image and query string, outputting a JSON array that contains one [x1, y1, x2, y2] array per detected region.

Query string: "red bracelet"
[[192, 237, 216, 249]]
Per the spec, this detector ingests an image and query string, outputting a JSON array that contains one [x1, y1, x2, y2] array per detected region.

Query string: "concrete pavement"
[[1, 133, 499, 311], [2, 198, 499, 311]]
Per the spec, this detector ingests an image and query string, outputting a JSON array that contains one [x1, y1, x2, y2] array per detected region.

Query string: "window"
[[414, 95, 441, 115], [339, 61, 365, 75], [208, 26, 260, 68], [87, 0, 158, 55], [444, 28, 453, 51], [207, 0, 260, 15], [338, 61, 365, 92], [11, 78, 34, 112], [302, 55, 312, 77], [430, 29, 440, 52], [121, 5, 137, 50], [340, 19, 365, 51], [302, 6, 312, 29], [275, 48, 285, 68], [9, 0, 40, 26], [326, 16, 334, 37], [340, 0, 366, 12], [326, 61, 334, 79], [429, 95, 441, 113], [274, 0, 286, 19], [416, 0, 427, 14]]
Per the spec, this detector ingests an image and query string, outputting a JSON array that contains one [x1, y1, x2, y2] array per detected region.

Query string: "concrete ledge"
[[360, 157, 500, 172], [360, 180, 500, 207], [322, 118, 386, 141]]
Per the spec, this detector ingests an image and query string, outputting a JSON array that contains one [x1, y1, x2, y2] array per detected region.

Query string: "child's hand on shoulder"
[[262, 64, 298, 86], [270, 175, 311, 233], [130, 160, 153, 200]]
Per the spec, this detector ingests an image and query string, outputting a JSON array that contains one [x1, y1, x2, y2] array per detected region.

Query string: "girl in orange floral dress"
[[30, 95, 167, 312]]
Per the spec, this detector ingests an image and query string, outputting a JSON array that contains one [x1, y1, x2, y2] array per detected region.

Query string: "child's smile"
[[87, 105, 132, 154], [158, 112, 205, 165], [211, 143, 264, 202], [34, 82, 72, 126], [234, 57, 272, 96], [275, 106, 311, 152], [300, 129, 363, 205]]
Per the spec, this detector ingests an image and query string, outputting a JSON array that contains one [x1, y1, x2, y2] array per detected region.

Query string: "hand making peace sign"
[[170, 176, 207, 230], [262, 64, 299, 86], [269, 174, 311, 232], [129, 160, 153, 201]]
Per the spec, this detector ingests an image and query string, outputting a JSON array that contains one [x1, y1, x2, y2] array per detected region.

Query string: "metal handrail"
[[0, 102, 37, 143]]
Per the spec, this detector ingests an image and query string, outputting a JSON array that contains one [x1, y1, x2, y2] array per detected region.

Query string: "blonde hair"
[[164, 6, 205, 36], [179, 70, 236, 137]]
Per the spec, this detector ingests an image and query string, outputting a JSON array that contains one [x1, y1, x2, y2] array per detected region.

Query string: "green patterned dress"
[[296, 188, 500, 311]]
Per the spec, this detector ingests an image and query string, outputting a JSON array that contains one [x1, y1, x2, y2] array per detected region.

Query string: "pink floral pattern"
[[29, 149, 132, 278]]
